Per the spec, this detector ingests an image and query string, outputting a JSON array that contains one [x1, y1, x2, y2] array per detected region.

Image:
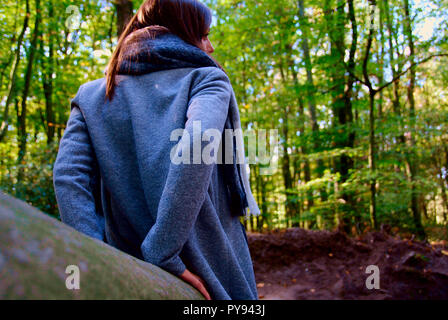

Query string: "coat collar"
[[118, 26, 218, 75]]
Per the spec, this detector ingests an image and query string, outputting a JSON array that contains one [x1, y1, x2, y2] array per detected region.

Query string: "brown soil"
[[247, 228, 448, 300]]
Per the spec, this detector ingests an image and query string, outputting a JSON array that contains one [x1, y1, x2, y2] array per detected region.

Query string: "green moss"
[[0, 191, 204, 300]]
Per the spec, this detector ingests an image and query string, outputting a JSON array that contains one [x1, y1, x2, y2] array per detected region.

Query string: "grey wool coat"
[[53, 29, 259, 300]]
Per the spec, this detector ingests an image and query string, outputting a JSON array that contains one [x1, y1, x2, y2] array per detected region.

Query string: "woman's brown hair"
[[106, 0, 217, 100]]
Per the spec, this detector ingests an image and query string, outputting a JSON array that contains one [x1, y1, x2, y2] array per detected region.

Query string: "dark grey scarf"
[[116, 27, 258, 218]]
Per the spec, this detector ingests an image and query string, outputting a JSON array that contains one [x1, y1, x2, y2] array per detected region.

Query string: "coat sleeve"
[[53, 86, 105, 241], [140, 67, 231, 276]]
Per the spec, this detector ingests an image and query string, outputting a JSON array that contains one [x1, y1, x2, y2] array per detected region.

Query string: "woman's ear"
[[201, 36, 215, 55]]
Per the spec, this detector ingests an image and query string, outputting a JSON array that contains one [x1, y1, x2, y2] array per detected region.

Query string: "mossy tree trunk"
[[0, 191, 204, 300]]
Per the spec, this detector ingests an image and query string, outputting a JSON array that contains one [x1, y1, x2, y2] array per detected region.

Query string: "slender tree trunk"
[[260, 175, 268, 231], [17, 0, 41, 181], [368, 92, 377, 230], [384, 0, 409, 222], [277, 88, 294, 227], [41, 0, 55, 144], [362, 1, 378, 230], [282, 106, 294, 227], [323, 0, 351, 231], [115, 0, 133, 37], [294, 0, 326, 205], [298, 0, 321, 208], [421, 197, 429, 220], [0, 2, 20, 90], [433, 154, 448, 222], [403, 0, 425, 239], [292, 156, 302, 226], [444, 144, 448, 187], [287, 44, 312, 222], [277, 33, 296, 228], [341, 0, 358, 230], [0, 0, 30, 143], [292, 3, 321, 225], [384, 0, 402, 121], [378, 0, 385, 119], [298, 0, 318, 134], [299, 96, 313, 225], [255, 168, 268, 232]]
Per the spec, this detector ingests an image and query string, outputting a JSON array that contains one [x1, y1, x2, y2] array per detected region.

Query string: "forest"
[[0, 0, 447, 242]]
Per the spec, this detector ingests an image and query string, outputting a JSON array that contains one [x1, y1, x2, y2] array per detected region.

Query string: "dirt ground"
[[246, 228, 448, 300]]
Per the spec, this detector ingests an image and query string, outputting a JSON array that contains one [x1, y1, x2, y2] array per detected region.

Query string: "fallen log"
[[0, 191, 204, 300]]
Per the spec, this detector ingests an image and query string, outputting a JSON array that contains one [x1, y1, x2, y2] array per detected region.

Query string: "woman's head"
[[106, 0, 216, 100], [133, 0, 212, 49]]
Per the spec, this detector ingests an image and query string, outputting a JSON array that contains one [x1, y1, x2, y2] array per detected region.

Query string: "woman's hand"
[[179, 269, 211, 300]]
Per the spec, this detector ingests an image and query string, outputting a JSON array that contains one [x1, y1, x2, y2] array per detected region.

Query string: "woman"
[[53, 0, 260, 300]]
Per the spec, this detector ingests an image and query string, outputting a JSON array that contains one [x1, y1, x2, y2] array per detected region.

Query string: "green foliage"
[[1, 138, 59, 217], [0, 0, 447, 239]]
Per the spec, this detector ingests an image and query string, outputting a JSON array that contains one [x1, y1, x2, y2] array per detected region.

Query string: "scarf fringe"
[[229, 91, 261, 219]]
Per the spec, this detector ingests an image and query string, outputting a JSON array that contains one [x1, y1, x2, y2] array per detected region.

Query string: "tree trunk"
[[0, 2, 20, 90], [433, 154, 448, 222], [115, 0, 133, 37], [323, 0, 351, 231], [260, 174, 268, 231], [287, 44, 312, 223], [341, 0, 357, 229], [277, 34, 296, 228], [0, 0, 30, 143], [403, 0, 425, 239], [444, 144, 448, 187], [17, 0, 41, 173], [0, 191, 204, 299], [368, 92, 377, 230], [378, 0, 385, 119], [384, 0, 408, 221], [384, 0, 402, 119], [40, 0, 56, 145], [298, 0, 322, 214], [298, 0, 318, 134], [362, 1, 378, 230]]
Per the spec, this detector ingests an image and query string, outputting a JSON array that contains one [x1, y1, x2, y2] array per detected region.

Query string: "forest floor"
[[247, 228, 448, 300]]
